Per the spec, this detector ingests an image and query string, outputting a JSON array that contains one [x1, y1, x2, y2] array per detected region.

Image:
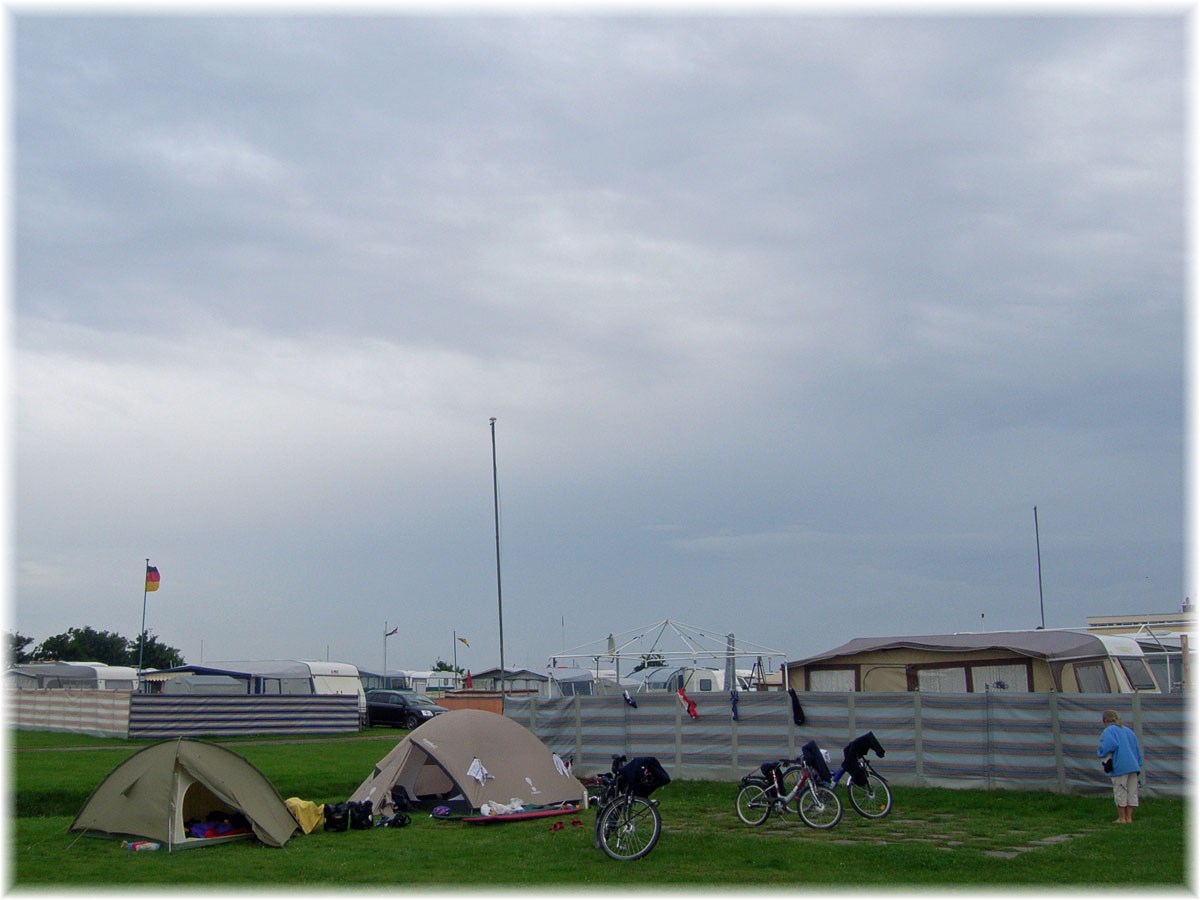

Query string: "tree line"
[[6, 627, 184, 670]]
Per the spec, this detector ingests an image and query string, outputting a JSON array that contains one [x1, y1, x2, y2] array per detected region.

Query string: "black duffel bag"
[[348, 800, 373, 830], [324, 801, 349, 832]]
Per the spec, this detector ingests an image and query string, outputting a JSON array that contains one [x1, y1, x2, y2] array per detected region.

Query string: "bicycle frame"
[[588, 754, 631, 813], [775, 763, 814, 805]]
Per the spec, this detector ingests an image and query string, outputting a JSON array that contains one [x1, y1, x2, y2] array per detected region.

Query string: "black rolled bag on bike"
[[617, 757, 671, 798], [841, 731, 886, 787], [801, 740, 834, 785]]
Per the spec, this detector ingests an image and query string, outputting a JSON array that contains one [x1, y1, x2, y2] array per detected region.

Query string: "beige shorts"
[[1112, 773, 1140, 807]]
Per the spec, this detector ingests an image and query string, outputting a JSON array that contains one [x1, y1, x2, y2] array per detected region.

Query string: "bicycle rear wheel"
[[598, 796, 661, 861], [798, 785, 842, 829], [735, 781, 772, 826], [847, 772, 892, 818]]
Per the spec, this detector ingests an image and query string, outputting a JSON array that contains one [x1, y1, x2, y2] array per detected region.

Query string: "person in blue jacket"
[[1097, 708, 1143, 824]]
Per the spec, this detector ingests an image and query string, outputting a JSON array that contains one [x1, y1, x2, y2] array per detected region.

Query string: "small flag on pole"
[[145, 565, 160, 592], [457, 636, 469, 648], [385, 627, 398, 637]]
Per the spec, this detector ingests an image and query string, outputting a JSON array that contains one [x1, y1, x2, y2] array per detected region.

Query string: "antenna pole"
[[490, 418, 506, 713], [1034, 506, 1046, 629]]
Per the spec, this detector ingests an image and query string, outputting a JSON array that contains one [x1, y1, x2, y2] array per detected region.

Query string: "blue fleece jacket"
[[1097, 723, 1143, 776]]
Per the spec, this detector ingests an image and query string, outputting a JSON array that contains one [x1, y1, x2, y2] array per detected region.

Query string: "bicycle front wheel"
[[735, 781, 772, 826], [598, 796, 661, 861], [847, 772, 892, 818], [798, 784, 842, 830]]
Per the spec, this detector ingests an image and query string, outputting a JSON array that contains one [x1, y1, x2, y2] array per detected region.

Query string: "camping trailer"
[[788, 629, 1161, 694], [545, 667, 623, 698], [6, 661, 138, 691], [146, 660, 367, 717], [393, 670, 461, 694], [1129, 631, 1194, 693], [623, 665, 736, 694]]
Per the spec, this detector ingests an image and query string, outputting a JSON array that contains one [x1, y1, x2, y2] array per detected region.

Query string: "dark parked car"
[[365, 690, 449, 729]]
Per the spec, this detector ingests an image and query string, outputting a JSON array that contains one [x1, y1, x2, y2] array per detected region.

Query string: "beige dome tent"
[[70, 738, 298, 850], [350, 708, 586, 815]]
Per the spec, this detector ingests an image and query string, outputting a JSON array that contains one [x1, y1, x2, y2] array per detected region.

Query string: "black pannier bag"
[[617, 756, 671, 798], [801, 740, 833, 785], [348, 800, 373, 830], [324, 801, 349, 832]]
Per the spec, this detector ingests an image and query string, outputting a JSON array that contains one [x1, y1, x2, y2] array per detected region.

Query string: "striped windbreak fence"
[[506, 690, 1187, 798], [6, 690, 362, 739]]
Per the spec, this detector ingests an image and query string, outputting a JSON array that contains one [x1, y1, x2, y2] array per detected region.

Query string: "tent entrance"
[[171, 770, 254, 850], [397, 750, 466, 810]]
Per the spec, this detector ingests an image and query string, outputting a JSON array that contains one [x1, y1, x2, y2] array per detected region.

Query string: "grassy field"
[[9, 729, 1190, 889]]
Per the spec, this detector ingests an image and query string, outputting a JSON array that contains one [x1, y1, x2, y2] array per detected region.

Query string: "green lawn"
[[8, 730, 1189, 888]]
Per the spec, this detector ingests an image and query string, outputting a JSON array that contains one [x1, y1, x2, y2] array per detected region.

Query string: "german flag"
[[145, 565, 160, 593]]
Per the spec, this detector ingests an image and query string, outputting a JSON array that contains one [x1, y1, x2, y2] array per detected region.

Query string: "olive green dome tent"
[[70, 738, 298, 850]]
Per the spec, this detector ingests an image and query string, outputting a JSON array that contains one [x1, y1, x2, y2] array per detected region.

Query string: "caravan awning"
[[788, 630, 1110, 669]]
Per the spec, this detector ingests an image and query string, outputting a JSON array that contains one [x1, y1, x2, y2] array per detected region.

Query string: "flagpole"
[[490, 418, 506, 714], [137, 558, 149, 679]]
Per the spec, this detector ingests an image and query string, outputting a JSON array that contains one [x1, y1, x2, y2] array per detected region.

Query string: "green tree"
[[35, 627, 129, 665], [133, 631, 184, 669], [6, 632, 36, 664], [431, 658, 464, 675], [31, 626, 184, 668]]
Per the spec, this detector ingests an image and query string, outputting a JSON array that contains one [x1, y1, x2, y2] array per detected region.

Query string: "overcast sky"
[[11, 10, 1187, 677]]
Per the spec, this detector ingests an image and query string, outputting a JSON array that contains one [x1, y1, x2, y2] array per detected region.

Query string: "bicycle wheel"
[[598, 796, 661, 861], [798, 784, 842, 830], [847, 772, 892, 818], [735, 781, 772, 826]]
